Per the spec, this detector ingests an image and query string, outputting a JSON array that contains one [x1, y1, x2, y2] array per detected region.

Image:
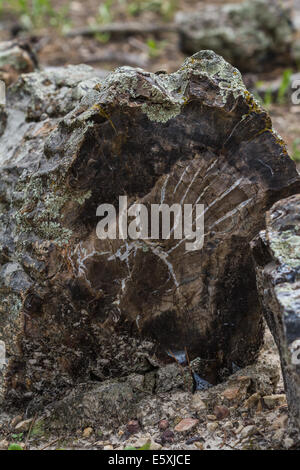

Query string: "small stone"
[[82, 427, 93, 438], [240, 425, 257, 439], [191, 394, 206, 412], [207, 414, 217, 421], [244, 393, 260, 409], [207, 422, 218, 433], [150, 441, 162, 450], [104, 445, 113, 450], [10, 415, 23, 428], [158, 419, 169, 431], [213, 405, 230, 420], [0, 439, 9, 450], [222, 387, 239, 401], [283, 437, 294, 449], [263, 394, 286, 410], [174, 418, 199, 433], [195, 442, 204, 450], [270, 415, 288, 430], [14, 418, 33, 432], [161, 429, 174, 443], [126, 420, 140, 435]]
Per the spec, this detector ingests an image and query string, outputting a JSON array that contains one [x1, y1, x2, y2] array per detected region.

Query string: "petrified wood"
[[0, 50, 299, 409], [252, 195, 300, 436]]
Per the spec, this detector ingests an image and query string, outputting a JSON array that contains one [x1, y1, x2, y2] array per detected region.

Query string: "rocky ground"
[[0, 328, 295, 450]]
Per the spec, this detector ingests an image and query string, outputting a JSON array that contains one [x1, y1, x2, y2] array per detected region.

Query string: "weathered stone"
[[126, 420, 140, 434], [176, 0, 294, 72], [213, 405, 230, 420], [0, 439, 8, 450], [158, 419, 169, 430], [222, 387, 240, 401], [191, 394, 206, 412], [0, 50, 298, 416], [0, 41, 37, 86], [82, 427, 93, 438], [175, 418, 199, 433], [14, 417, 33, 432], [207, 422, 218, 433], [263, 394, 287, 410], [243, 392, 260, 409], [240, 424, 257, 439], [251, 194, 300, 436]]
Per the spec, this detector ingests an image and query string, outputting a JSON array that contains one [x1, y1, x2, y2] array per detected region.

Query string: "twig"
[[66, 22, 177, 38], [40, 437, 60, 451], [24, 413, 38, 449]]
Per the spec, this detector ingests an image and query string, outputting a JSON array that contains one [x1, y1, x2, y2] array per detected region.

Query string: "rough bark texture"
[[0, 50, 299, 413], [251, 195, 300, 436], [176, 0, 294, 72]]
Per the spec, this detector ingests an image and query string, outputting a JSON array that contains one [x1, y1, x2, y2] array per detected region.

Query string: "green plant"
[[127, 0, 177, 20], [292, 138, 300, 162], [1, 0, 70, 30], [277, 69, 292, 105], [11, 432, 24, 441], [8, 443, 23, 450], [125, 440, 151, 450]]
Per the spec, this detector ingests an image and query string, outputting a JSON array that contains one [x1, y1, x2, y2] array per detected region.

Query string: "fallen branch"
[[66, 22, 177, 38]]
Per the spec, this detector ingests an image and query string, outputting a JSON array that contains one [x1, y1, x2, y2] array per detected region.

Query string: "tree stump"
[[0, 50, 299, 409]]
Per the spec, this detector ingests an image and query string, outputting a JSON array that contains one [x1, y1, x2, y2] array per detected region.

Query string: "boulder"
[[0, 50, 298, 411], [251, 194, 300, 436], [176, 0, 294, 72]]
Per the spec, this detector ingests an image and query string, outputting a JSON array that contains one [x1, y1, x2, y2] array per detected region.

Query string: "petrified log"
[[0, 50, 299, 410], [176, 0, 294, 72], [251, 195, 300, 436]]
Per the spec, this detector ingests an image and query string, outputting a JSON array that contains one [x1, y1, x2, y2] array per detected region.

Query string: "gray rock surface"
[[176, 0, 294, 72]]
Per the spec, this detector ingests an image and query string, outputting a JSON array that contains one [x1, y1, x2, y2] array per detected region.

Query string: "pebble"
[[240, 425, 257, 439], [0, 439, 8, 450], [263, 394, 286, 410], [158, 419, 169, 431], [191, 394, 207, 412], [161, 429, 175, 443], [244, 393, 260, 409], [14, 418, 33, 432], [213, 405, 230, 420], [82, 427, 93, 438], [207, 422, 218, 433], [207, 414, 217, 421], [104, 445, 114, 450], [174, 418, 199, 433], [10, 415, 23, 428], [126, 420, 140, 435], [283, 437, 294, 449], [195, 442, 204, 450], [222, 387, 239, 401]]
